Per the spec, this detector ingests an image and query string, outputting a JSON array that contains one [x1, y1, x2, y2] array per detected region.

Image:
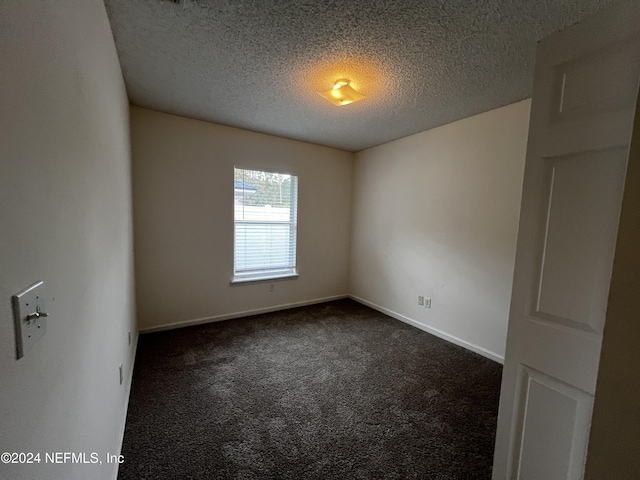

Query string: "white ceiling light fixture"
[[318, 79, 366, 106]]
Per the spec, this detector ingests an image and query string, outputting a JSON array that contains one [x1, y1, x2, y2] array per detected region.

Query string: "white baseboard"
[[349, 295, 504, 364], [114, 331, 139, 480], [139, 295, 349, 334], [138, 293, 504, 363]]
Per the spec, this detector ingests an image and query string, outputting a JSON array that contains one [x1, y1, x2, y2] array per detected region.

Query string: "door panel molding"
[[510, 365, 593, 480]]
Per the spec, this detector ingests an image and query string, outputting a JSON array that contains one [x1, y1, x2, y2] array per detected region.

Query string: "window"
[[233, 167, 298, 283]]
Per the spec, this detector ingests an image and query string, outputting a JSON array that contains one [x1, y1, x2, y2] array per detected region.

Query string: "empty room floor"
[[118, 299, 502, 479]]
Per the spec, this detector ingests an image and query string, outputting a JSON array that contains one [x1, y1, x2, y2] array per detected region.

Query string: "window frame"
[[230, 166, 299, 285]]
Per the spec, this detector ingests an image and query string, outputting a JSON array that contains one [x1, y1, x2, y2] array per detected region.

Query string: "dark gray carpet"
[[118, 299, 502, 480]]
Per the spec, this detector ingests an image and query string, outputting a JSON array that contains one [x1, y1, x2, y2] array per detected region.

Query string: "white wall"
[[349, 100, 531, 361], [131, 107, 353, 331], [0, 2, 136, 480]]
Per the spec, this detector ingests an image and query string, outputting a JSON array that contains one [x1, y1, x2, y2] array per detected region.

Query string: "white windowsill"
[[230, 273, 299, 286]]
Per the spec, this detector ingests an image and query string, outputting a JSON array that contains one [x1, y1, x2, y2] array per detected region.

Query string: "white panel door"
[[493, 2, 640, 479]]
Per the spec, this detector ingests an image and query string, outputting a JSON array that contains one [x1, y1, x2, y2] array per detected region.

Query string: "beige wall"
[[0, 1, 136, 480], [349, 100, 531, 361], [131, 107, 353, 331], [585, 90, 640, 479]]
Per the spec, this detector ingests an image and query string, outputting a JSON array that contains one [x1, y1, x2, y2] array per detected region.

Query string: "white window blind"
[[233, 167, 298, 282]]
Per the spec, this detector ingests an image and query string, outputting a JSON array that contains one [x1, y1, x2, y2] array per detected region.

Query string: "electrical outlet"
[[269, 283, 274, 292], [418, 295, 424, 306], [425, 297, 432, 308]]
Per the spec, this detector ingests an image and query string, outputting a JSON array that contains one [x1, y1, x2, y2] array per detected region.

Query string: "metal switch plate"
[[12, 281, 48, 359]]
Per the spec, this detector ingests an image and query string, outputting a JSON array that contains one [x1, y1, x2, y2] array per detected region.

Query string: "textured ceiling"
[[104, 0, 615, 151]]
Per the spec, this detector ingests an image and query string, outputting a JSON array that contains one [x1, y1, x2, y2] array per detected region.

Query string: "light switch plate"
[[12, 281, 48, 359]]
